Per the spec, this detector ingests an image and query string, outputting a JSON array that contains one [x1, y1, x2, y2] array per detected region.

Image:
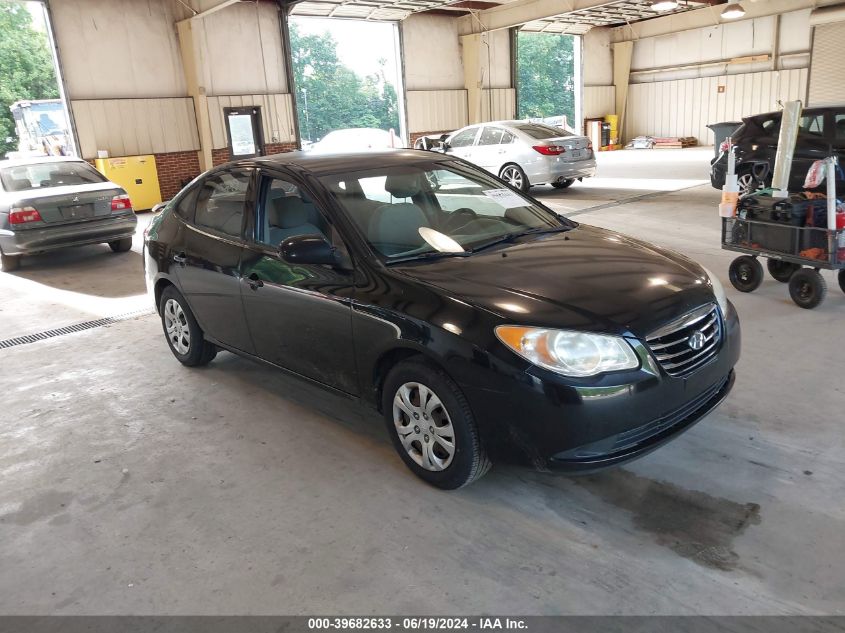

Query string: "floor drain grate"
[[0, 308, 155, 350]]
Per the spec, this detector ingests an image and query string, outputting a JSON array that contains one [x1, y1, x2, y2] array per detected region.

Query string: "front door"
[[174, 167, 255, 354], [239, 171, 358, 394], [446, 127, 480, 163]]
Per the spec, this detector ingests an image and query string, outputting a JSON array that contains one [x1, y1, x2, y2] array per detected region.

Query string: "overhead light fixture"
[[651, 0, 679, 10], [721, 2, 746, 19]]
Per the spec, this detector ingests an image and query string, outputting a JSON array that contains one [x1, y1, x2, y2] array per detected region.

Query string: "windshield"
[[516, 123, 571, 140], [0, 161, 106, 192], [320, 161, 570, 261]]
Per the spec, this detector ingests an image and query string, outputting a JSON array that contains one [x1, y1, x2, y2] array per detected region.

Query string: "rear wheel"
[[552, 179, 575, 189], [159, 286, 217, 366], [838, 270, 845, 294], [0, 252, 20, 272], [789, 269, 827, 309], [382, 359, 490, 489], [767, 259, 800, 283], [729, 256, 763, 292], [109, 237, 132, 253], [499, 164, 529, 193]]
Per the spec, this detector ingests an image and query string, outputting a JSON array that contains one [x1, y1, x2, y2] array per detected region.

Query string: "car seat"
[[367, 173, 429, 256], [268, 196, 324, 246]]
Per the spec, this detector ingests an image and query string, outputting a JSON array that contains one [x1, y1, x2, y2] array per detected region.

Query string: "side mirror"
[[280, 234, 339, 266], [151, 201, 169, 214]]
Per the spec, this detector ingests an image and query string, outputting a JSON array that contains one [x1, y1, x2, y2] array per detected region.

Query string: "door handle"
[[173, 252, 186, 264], [247, 273, 264, 290]]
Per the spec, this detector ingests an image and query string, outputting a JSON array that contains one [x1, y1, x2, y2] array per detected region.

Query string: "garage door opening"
[[289, 17, 405, 149], [515, 31, 577, 130], [1, 1, 75, 158]]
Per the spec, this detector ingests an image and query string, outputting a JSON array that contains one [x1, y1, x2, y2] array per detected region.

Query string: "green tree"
[[0, 2, 59, 154], [516, 32, 575, 124], [289, 23, 399, 141]]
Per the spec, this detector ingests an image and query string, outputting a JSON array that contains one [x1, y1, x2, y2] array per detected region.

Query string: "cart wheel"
[[789, 269, 827, 309], [767, 259, 801, 283], [838, 270, 845, 295], [729, 256, 764, 292]]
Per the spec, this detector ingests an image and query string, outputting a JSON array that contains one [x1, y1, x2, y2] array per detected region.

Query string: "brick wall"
[[154, 150, 201, 201], [409, 131, 450, 148], [210, 142, 299, 167]]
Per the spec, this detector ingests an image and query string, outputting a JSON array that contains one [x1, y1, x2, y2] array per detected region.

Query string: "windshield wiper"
[[469, 226, 570, 253], [386, 251, 471, 265]]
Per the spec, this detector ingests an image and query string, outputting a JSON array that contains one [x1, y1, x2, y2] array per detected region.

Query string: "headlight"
[[495, 326, 639, 377], [702, 267, 728, 315]]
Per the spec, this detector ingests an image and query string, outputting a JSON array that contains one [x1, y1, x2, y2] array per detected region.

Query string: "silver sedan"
[[0, 157, 137, 271], [442, 121, 596, 192]]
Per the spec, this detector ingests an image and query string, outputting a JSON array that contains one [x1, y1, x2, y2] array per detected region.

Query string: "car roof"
[[252, 149, 456, 176], [0, 156, 88, 168]]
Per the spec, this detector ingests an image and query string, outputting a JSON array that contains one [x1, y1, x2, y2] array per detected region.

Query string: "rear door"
[[473, 126, 508, 172], [790, 110, 831, 190], [173, 167, 255, 354]]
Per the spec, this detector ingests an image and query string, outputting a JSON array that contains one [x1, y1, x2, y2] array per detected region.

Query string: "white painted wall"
[[192, 1, 288, 96], [50, 0, 190, 99], [583, 27, 612, 87], [583, 86, 615, 119], [402, 14, 465, 90]]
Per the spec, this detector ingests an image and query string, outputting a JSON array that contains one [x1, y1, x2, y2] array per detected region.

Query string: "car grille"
[[645, 304, 722, 377]]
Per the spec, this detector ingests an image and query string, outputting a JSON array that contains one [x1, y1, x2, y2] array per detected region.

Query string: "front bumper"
[[459, 301, 741, 472], [0, 214, 137, 256]]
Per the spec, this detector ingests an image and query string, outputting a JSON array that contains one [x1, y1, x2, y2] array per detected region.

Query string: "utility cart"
[[722, 207, 845, 309]]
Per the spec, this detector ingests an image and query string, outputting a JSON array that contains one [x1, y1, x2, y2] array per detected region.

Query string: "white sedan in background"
[[441, 121, 596, 192]]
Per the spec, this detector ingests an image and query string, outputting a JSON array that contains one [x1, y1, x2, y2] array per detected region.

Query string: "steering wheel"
[[443, 207, 478, 232]]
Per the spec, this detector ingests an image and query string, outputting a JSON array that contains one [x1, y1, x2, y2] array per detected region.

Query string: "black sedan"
[[144, 150, 740, 489]]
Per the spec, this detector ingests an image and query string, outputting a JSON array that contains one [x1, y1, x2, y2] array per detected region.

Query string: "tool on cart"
[[719, 100, 845, 309]]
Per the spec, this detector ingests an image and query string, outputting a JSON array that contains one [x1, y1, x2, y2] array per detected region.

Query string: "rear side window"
[[478, 127, 504, 146], [799, 114, 825, 137], [175, 187, 199, 222], [835, 114, 845, 140], [449, 128, 478, 148], [194, 169, 252, 238], [0, 161, 106, 192]]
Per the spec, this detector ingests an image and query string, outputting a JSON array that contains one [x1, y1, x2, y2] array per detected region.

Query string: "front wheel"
[[552, 179, 575, 189], [499, 164, 529, 193], [729, 256, 763, 292], [159, 286, 217, 366], [109, 237, 133, 253], [382, 360, 491, 489], [789, 269, 827, 309]]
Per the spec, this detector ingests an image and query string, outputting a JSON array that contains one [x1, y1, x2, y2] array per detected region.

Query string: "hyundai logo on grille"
[[687, 330, 707, 351]]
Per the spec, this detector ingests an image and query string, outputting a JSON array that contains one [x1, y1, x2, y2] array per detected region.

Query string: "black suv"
[[711, 106, 845, 194]]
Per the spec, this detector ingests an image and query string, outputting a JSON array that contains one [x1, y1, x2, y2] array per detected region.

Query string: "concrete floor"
[[1, 149, 843, 615]]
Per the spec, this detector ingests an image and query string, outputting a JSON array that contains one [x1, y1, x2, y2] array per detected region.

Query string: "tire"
[[552, 179, 575, 189], [728, 256, 763, 292], [789, 269, 827, 309], [382, 359, 491, 489], [499, 164, 530, 193], [0, 252, 20, 272], [159, 286, 218, 366], [767, 259, 800, 283], [839, 270, 845, 295], [109, 237, 133, 253]]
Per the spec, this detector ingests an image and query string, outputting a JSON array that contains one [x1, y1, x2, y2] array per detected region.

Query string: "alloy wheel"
[[164, 298, 191, 354], [392, 381, 456, 471], [737, 172, 757, 195]]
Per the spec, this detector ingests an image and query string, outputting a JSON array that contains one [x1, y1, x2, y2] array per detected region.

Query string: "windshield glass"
[[320, 161, 570, 260], [0, 161, 106, 192], [516, 123, 571, 140]]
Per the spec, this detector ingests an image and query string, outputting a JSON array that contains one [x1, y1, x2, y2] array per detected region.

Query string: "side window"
[[478, 127, 504, 146], [799, 114, 825, 137], [258, 176, 329, 247], [449, 128, 478, 148], [835, 114, 845, 140], [175, 186, 199, 222], [501, 131, 516, 144], [194, 169, 252, 239]]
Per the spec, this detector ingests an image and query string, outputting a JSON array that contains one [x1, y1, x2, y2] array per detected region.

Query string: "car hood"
[[392, 224, 716, 338]]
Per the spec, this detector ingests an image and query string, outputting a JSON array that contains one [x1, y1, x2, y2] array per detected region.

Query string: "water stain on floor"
[[575, 470, 761, 571]]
